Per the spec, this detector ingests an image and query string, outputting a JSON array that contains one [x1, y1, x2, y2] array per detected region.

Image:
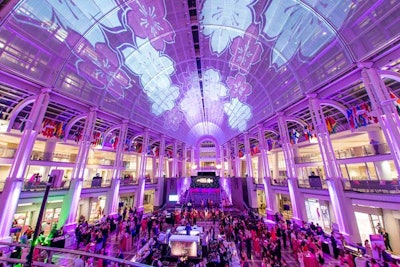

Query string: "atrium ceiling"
[[0, 0, 399, 145]]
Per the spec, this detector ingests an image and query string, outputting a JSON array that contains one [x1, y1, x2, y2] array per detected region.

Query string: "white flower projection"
[[180, 87, 203, 119], [223, 98, 252, 131], [263, 0, 352, 67], [122, 38, 179, 115], [201, 0, 254, 55], [202, 69, 228, 101]]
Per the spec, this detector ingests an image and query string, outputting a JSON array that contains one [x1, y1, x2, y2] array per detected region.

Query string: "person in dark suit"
[[382, 229, 393, 251]]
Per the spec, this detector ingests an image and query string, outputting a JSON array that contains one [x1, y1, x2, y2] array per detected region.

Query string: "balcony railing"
[[271, 178, 288, 186], [21, 179, 71, 192], [294, 153, 323, 163], [342, 178, 400, 194], [253, 177, 264, 185], [0, 147, 17, 159], [30, 151, 77, 162], [294, 143, 390, 163], [335, 143, 390, 159], [82, 178, 112, 188], [145, 178, 158, 184], [87, 158, 115, 166], [121, 177, 139, 186], [297, 177, 328, 189]]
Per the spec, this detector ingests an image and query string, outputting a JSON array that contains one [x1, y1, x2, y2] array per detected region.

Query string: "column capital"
[[122, 119, 129, 124], [357, 61, 374, 69], [90, 106, 98, 112], [41, 87, 52, 93], [276, 111, 285, 117], [306, 93, 318, 99]]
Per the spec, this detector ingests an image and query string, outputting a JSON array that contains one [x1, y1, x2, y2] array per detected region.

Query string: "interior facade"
[[0, 0, 400, 260]]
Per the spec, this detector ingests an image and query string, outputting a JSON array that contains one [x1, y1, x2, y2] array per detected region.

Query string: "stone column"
[[219, 145, 225, 177], [257, 125, 277, 216], [0, 88, 51, 241], [154, 135, 165, 208], [309, 95, 360, 242], [190, 146, 196, 176], [277, 113, 306, 222], [232, 138, 241, 176], [244, 132, 257, 209], [59, 107, 97, 231], [225, 143, 233, 177], [171, 140, 178, 178], [134, 129, 150, 210], [181, 143, 187, 177], [104, 121, 128, 216], [361, 65, 400, 177]]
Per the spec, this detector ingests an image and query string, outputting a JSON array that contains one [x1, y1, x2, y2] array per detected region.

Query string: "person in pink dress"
[[253, 236, 262, 259]]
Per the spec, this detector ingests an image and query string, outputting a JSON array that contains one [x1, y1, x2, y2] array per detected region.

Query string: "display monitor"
[[169, 194, 179, 202]]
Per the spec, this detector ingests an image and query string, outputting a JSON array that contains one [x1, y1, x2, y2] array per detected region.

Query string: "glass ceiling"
[[0, 0, 399, 145]]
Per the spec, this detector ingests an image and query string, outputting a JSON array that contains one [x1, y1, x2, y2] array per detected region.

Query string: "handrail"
[[0, 241, 151, 267]]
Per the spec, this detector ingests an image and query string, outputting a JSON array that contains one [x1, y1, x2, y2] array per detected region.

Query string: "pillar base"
[[290, 217, 303, 227], [0, 236, 12, 244], [62, 222, 77, 233]]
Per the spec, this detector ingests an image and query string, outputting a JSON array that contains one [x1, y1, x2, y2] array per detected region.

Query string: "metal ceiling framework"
[[0, 0, 399, 147]]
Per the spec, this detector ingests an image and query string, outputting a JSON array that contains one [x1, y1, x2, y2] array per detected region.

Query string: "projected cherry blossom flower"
[[229, 24, 263, 74], [164, 106, 184, 130], [127, 0, 175, 51], [201, 0, 254, 55], [145, 80, 180, 116], [202, 69, 228, 101], [122, 38, 175, 89], [180, 87, 203, 119], [75, 42, 131, 99], [226, 73, 252, 102], [263, 0, 352, 67], [223, 98, 252, 131]]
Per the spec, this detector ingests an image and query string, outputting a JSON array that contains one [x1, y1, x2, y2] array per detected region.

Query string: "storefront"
[[353, 205, 383, 244], [277, 194, 292, 220], [14, 199, 63, 235], [305, 198, 332, 231]]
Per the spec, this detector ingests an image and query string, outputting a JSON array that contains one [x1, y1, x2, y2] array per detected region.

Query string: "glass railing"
[[297, 177, 328, 189], [145, 178, 158, 184], [270, 178, 288, 186], [82, 178, 112, 189], [30, 151, 77, 162], [342, 178, 400, 194], [87, 158, 115, 166], [335, 143, 390, 159], [253, 177, 264, 185], [294, 153, 323, 163], [121, 177, 139, 186], [0, 147, 17, 158], [21, 179, 71, 192]]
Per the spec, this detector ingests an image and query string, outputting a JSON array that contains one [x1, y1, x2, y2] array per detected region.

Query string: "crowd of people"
[[2, 200, 400, 267]]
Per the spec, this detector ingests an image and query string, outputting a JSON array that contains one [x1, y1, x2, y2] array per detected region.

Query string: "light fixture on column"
[[191, 164, 197, 170], [216, 164, 222, 169]]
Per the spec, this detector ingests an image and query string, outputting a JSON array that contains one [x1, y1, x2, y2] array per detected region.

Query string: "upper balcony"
[[295, 143, 390, 164]]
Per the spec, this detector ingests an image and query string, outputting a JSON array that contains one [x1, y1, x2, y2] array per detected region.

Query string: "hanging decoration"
[[325, 117, 337, 134], [289, 129, 300, 144], [389, 91, 400, 116], [250, 143, 259, 155], [346, 102, 378, 130], [73, 129, 82, 143], [91, 132, 104, 146]]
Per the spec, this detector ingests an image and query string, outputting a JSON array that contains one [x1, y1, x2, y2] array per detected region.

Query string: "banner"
[[347, 102, 378, 130], [370, 234, 385, 260]]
